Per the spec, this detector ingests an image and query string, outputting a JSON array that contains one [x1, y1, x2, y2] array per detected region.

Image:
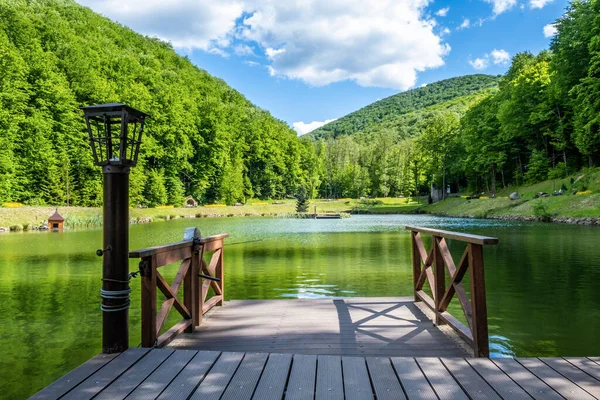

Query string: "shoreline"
[[419, 210, 600, 226], [2, 195, 598, 233]]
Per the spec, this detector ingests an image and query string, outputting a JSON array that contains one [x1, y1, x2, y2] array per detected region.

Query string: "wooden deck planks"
[[29, 352, 119, 400], [440, 358, 500, 399], [341, 357, 374, 400], [316, 355, 344, 400], [221, 352, 269, 400], [33, 348, 600, 400], [416, 358, 468, 400], [565, 357, 600, 382], [156, 350, 220, 400], [252, 353, 293, 400], [390, 357, 437, 400], [516, 358, 595, 400], [492, 358, 563, 400], [366, 357, 406, 400], [60, 348, 149, 400], [126, 349, 197, 400], [190, 352, 244, 400], [541, 358, 600, 398], [95, 349, 174, 400], [285, 354, 317, 400], [465, 358, 530, 400], [168, 298, 469, 357]]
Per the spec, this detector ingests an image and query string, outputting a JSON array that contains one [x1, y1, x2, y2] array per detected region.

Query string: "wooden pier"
[[168, 298, 470, 357], [31, 226, 600, 399]]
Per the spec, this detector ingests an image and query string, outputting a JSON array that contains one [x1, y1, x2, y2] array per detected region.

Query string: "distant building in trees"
[[184, 196, 198, 208], [48, 209, 64, 229]]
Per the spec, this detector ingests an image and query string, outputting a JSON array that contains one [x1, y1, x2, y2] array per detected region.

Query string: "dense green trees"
[[2, 0, 599, 205], [310, 75, 500, 140], [0, 0, 309, 206], [308, 0, 600, 196]]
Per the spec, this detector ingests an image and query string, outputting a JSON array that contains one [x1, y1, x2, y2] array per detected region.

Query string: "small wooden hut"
[[48, 209, 64, 229], [184, 196, 198, 208]]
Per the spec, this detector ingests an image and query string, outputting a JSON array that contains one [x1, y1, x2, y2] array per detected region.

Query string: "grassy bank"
[[0, 197, 423, 230], [423, 168, 600, 220]]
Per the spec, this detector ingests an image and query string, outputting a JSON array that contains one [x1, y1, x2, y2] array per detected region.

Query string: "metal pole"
[[101, 164, 130, 353]]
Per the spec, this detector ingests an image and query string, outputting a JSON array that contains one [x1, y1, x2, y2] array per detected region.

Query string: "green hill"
[[310, 74, 500, 139], [0, 0, 307, 207]]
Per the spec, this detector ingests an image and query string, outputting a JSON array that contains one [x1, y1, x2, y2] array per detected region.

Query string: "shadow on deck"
[[167, 297, 470, 357]]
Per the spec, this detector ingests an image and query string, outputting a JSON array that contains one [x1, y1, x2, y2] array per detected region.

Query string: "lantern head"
[[80, 103, 149, 167]]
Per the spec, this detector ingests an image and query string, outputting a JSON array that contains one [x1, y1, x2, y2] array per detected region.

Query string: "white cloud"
[[441, 27, 451, 36], [458, 18, 470, 30], [469, 57, 489, 70], [491, 49, 510, 64], [76, 0, 451, 91], [293, 119, 337, 136], [76, 0, 244, 50], [244, 60, 260, 67], [530, 0, 553, 9], [484, 0, 517, 15], [436, 7, 450, 17], [234, 44, 256, 56], [469, 48, 510, 70], [543, 23, 558, 38]]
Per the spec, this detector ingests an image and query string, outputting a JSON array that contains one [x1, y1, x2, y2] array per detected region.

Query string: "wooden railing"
[[405, 226, 498, 357], [129, 229, 229, 348]]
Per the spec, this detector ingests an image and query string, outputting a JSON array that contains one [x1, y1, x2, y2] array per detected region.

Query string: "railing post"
[[140, 255, 157, 347], [433, 236, 446, 326], [217, 243, 224, 306], [411, 232, 421, 302], [184, 254, 196, 333], [199, 245, 206, 317], [468, 243, 489, 357]]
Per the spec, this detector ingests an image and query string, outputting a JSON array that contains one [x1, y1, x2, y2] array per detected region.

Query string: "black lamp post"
[[81, 103, 149, 353]]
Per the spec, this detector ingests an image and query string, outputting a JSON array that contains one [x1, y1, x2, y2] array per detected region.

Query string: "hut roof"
[[48, 209, 65, 222]]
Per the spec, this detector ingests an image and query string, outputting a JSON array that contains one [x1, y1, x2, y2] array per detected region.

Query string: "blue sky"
[[78, 0, 569, 134]]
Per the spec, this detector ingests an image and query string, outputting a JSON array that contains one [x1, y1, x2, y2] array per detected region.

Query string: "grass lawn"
[[0, 197, 424, 229], [423, 168, 600, 219]]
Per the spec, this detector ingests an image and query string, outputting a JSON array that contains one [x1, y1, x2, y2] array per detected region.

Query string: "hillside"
[[0, 0, 307, 207], [423, 168, 600, 221], [310, 74, 500, 139]]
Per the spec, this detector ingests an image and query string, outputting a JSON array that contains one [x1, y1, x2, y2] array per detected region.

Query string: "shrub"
[[532, 200, 552, 222], [295, 186, 309, 213], [548, 162, 567, 180]]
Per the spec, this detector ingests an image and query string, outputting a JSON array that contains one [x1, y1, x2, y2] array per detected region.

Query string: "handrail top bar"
[[129, 233, 230, 258], [405, 225, 499, 245]]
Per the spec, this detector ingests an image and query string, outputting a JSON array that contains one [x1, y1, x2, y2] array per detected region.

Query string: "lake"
[[1, 214, 599, 398]]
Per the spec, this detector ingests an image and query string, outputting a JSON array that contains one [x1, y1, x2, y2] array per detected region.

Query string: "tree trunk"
[[490, 164, 496, 194], [442, 164, 446, 200]]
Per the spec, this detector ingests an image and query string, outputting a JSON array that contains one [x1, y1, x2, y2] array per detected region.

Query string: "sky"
[[76, 0, 569, 135]]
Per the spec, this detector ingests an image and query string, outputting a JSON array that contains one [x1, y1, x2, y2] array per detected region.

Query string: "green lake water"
[[1, 214, 599, 398]]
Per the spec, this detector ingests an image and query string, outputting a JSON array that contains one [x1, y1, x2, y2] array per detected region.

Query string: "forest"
[[0, 0, 599, 206], [0, 0, 307, 207], [310, 0, 600, 197]]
